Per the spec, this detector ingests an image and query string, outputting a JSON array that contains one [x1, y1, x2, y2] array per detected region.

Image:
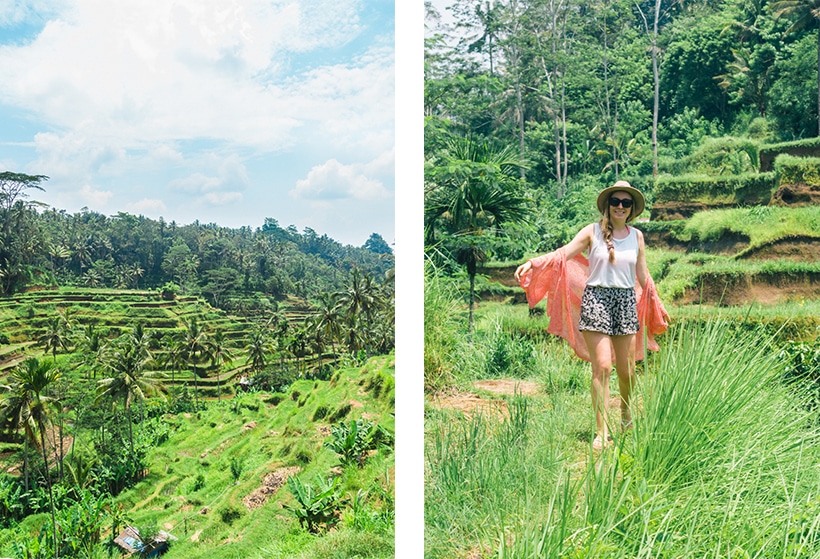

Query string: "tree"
[[0, 172, 48, 295], [96, 337, 165, 456], [311, 292, 343, 360], [771, 0, 820, 136], [37, 315, 71, 362], [206, 329, 234, 401], [202, 267, 240, 307], [0, 358, 62, 557], [178, 318, 209, 408], [161, 241, 199, 294], [426, 137, 528, 330], [362, 233, 393, 255], [245, 327, 271, 374]]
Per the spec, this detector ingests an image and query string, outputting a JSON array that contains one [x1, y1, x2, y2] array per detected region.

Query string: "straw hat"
[[596, 180, 645, 219]]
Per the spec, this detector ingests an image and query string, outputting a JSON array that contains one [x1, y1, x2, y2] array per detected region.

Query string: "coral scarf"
[[517, 247, 669, 362]]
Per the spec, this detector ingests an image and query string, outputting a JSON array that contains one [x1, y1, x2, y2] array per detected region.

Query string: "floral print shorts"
[[578, 285, 639, 336]]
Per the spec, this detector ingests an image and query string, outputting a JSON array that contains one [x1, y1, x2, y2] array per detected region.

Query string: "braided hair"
[[600, 211, 616, 264]]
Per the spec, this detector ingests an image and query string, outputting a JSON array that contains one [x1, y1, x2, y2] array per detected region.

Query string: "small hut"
[[113, 526, 176, 557]]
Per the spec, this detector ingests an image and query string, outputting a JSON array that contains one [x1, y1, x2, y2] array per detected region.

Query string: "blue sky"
[[0, 0, 394, 247]]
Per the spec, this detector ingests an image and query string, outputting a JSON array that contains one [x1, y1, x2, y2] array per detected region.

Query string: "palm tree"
[[37, 315, 70, 362], [312, 292, 343, 360], [75, 324, 104, 378], [0, 358, 62, 557], [96, 338, 166, 456], [178, 318, 210, 408], [245, 327, 271, 374], [771, 0, 820, 135], [425, 137, 528, 330], [206, 329, 234, 401]]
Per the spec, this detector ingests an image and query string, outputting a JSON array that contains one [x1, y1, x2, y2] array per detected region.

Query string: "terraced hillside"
[[0, 354, 396, 558], [0, 287, 316, 397], [477, 204, 820, 341]]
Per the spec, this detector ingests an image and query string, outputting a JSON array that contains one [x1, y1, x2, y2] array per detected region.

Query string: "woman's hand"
[[514, 260, 532, 281]]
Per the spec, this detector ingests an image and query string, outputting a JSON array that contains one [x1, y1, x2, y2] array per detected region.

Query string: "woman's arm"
[[514, 224, 593, 281], [563, 223, 594, 261], [636, 229, 648, 289]]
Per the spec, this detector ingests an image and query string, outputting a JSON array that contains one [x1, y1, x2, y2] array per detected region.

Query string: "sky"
[[0, 0, 394, 247]]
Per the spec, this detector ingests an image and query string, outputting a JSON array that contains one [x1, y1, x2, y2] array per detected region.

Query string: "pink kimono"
[[517, 247, 669, 362]]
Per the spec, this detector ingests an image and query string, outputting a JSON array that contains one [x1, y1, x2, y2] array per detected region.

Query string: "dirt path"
[[429, 379, 541, 420]]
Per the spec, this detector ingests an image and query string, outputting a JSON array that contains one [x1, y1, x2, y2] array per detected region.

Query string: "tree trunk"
[[40, 430, 59, 559], [127, 406, 134, 457], [652, 0, 661, 177], [468, 270, 476, 332]]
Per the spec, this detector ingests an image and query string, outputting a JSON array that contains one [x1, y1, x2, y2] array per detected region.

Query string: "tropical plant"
[[96, 337, 166, 456], [206, 329, 234, 401], [771, 0, 820, 135], [37, 316, 70, 363], [324, 418, 390, 468], [285, 474, 346, 533], [425, 137, 528, 330], [245, 327, 272, 374], [0, 357, 62, 557]]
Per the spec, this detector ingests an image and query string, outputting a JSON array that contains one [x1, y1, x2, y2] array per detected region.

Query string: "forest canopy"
[[0, 171, 393, 307], [425, 0, 820, 256]]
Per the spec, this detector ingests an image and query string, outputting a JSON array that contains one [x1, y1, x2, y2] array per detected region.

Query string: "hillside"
[[0, 354, 395, 558], [0, 287, 320, 396]]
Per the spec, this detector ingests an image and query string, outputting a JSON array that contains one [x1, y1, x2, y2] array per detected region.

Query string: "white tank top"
[[586, 223, 638, 288]]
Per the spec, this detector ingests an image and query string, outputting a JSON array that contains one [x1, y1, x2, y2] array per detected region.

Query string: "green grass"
[[426, 294, 820, 558], [665, 205, 820, 247], [0, 355, 395, 559]]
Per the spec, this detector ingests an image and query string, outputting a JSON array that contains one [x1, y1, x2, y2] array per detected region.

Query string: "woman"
[[515, 180, 665, 450]]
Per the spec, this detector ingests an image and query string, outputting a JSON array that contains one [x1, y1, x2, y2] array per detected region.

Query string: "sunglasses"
[[609, 197, 634, 209]]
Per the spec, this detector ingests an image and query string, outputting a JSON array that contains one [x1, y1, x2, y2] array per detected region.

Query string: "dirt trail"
[[429, 379, 540, 420]]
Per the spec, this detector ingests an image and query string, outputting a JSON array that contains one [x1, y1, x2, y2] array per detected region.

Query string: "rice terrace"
[[0, 172, 395, 558], [424, 0, 820, 556]]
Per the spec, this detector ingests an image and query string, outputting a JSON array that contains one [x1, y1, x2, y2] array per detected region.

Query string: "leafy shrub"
[[219, 505, 243, 525], [324, 419, 391, 468], [778, 338, 820, 409], [191, 473, 206, 492], [229, 455, 245, 482], [285, 474, 346, 533]]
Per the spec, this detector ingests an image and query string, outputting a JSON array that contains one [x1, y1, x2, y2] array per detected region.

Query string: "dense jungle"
[[425, 0, 820, 557]]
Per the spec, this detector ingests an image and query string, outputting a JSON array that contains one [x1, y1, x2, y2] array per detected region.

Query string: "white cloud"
[[127, 198, 167, 214], [168, 153, 249, 194], [201, 191, 243, 206], [75, 183, 113, 207], [291, 158, 390, 201], [0, 0, 374, 152]]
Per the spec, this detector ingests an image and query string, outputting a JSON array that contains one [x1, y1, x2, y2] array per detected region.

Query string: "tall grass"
[[489, 320, 820, 558], [424, 260, 464, 391]]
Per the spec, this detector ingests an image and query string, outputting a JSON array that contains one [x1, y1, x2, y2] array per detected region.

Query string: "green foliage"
[[324, 419, 389, 469], [774, 154, 820, 187], [229, 454, 245, 482], [285, 474, 346, 533], [218, 504, 243, 525], [654, 171, 777, 204], [659, 136, 760, 176], [778, 338, 820, 408]]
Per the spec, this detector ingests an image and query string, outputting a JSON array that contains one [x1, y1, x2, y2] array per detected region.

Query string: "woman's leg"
[[582, 330, 613, 444], [611, 334, 636, 427]]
